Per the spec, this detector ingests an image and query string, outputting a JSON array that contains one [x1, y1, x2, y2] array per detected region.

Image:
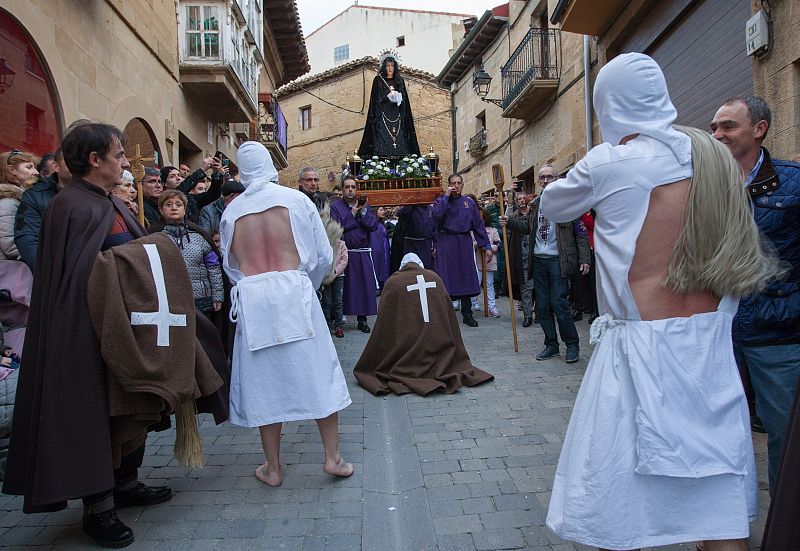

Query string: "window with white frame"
[[333, 44, 349, 64], [185, 5, 220, 58]]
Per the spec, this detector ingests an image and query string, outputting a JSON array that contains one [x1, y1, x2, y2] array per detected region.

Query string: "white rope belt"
[[348, 247, 379, 288]]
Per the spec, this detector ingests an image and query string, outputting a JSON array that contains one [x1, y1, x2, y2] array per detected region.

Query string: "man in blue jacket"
[[712, 95, 800, 492]]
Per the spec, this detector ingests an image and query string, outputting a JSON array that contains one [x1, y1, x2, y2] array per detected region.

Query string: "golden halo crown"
[[378, 48, 402, 67]]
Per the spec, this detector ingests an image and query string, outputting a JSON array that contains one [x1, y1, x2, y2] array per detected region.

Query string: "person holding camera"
[[329, 177, 378, 333]]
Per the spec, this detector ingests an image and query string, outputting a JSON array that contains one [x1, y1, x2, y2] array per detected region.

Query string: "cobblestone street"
[[1, 297, 769, 550]]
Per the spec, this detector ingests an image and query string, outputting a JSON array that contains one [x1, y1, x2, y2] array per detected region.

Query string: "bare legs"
[[255, 422, 283, 486], [255, 413, 353, 486], [317, 412, 354, 477]]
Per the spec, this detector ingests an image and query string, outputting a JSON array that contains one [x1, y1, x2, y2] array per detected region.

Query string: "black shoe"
[[114, 483, 172, 509], [571, 310, 583, 322], [536, 347, 559, 361], [357, 321, 371, 334], [565, 346, 580, 364], [587, 312, 599, 325], [750, 415, 767, 434], [522, 317, 533, 328], [462, 315, 479, 327], [533, 317, 540, 324], [83, 511, 134, 548]]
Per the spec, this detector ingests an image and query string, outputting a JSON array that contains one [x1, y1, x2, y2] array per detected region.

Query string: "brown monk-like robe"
[[354, 261, 493, 396]]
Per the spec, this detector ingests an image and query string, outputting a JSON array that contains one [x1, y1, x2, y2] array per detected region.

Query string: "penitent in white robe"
[[219, 180, 351, 427], [539, 54, 756, 550]]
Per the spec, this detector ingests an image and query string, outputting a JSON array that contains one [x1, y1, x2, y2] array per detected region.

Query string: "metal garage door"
[[617, 0, 753, 130]]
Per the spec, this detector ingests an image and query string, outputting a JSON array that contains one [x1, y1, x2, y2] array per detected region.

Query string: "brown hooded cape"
[[3, 179, 143, 512], [354, 263, 493, 396]]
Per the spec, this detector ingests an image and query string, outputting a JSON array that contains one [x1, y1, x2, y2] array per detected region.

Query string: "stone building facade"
[[440, 0, 799, 199], [276, 57, 452, 190], [0, 0, 308, 172]]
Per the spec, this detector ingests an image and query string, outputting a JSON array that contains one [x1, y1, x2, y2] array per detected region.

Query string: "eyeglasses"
[[6, 149, 22, 165], [538, 174, 556, 182]]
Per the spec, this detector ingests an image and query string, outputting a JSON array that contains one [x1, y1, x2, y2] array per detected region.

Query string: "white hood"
[[237, 141, 279, 188], [400, 252, 424, 270], [593, 53, 691, 164]]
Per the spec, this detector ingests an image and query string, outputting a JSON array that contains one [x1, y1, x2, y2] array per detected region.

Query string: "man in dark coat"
[[354, 253, 493, 396], [3, 123, 170, 548]]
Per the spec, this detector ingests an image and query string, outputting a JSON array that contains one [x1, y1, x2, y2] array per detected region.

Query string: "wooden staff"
[[482, 251, 488, 317], [127, 143, 153, 227], [492, 164, 518, 352]]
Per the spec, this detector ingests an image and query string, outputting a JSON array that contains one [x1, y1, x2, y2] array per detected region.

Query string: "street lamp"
[[472, 66, 503, 108], [0, 58, 16, 94]]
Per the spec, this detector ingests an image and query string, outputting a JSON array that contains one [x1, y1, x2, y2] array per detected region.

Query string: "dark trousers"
[[459, 297, 473, 318], [82, 444, 146, 513], [532, 256, 579, 348]]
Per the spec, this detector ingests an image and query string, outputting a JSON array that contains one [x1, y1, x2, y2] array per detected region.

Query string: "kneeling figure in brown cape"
[[354, 253, 493, 396]]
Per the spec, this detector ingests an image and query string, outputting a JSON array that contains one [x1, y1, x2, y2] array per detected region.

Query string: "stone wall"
[[279, 66, 452, 190], [450, 1, 588, 198], [0, 0, 282, 169], [751, 0, 800, 161]]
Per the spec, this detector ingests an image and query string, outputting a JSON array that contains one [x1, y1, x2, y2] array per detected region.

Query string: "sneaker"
[[335, 327, 344, 338], [489, 307, 500, 318], [536, 347, 559, 361], [83, 510, 135, 548], [565, 346, 580, 364]]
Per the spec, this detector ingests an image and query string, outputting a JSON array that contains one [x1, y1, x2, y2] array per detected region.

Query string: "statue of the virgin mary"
[[358, 49, 421, 159]]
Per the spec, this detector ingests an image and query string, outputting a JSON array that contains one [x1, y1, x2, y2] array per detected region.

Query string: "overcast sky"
[[296, 0, 502, 36]]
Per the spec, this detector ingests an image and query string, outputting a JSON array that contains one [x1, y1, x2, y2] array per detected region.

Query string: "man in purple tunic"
[[395, 204, 437, 272], [432, 173, 490, 327], [330, 177, 378, 333]]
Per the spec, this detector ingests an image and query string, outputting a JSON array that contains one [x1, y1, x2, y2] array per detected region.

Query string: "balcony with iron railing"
[[500, 28, 560, 120], [256, 97, 288, 169], [469, 128, 488, 158]]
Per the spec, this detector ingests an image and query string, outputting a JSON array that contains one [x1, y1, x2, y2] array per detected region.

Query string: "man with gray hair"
[[298, 166, 326, 211], [502, 163, 590, 362], [711, 96, 800, 502]]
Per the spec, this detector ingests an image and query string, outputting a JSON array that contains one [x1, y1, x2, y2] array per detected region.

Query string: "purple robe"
[[370, 222, 390, 286], [431, 194, 490, 298], [398, 205, 437, 271], [330, 198, 378, 315]]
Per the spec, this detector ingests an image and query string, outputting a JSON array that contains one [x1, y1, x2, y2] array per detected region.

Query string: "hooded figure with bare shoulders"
[[542, 53, 780, 551]]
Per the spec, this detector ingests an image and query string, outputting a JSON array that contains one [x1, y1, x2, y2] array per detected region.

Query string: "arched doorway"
[[0, 9, 63, 156], [122, 118, 161, 168]]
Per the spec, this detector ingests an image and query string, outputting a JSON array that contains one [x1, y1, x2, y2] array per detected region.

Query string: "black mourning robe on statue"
[[358, 74, 421, 159]]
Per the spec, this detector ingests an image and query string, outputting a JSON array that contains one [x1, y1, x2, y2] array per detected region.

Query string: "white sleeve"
[[540, 156, 595, 223], [308, 204, 333, 289]]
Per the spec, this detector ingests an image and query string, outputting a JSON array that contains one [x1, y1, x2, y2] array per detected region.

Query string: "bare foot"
[[323, 456, 354, 478], [254, 463, 282, 486]]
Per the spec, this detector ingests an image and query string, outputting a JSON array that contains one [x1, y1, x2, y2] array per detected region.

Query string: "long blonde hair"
[[665, 126, 781, 297]]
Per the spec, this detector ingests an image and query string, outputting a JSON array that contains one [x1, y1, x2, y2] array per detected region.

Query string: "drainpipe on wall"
[[450, 91, 458, 173], [583, 35, 593, 153]]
